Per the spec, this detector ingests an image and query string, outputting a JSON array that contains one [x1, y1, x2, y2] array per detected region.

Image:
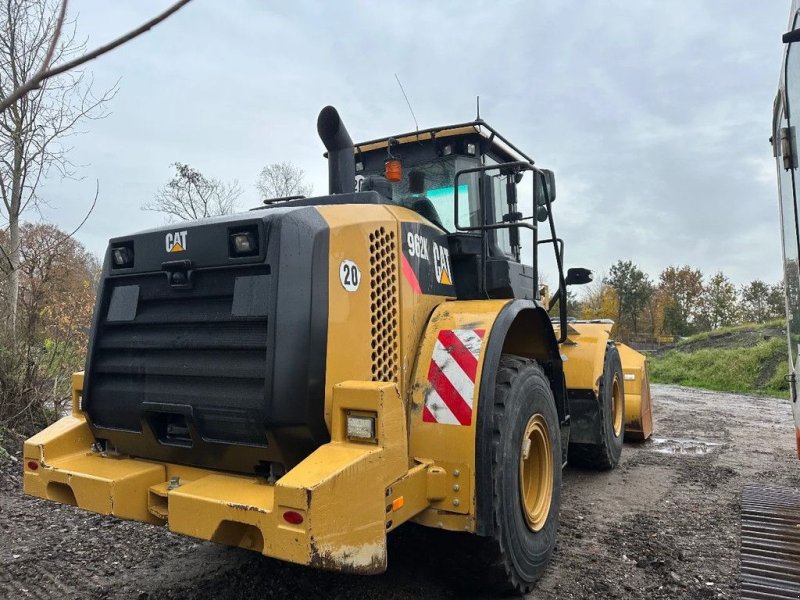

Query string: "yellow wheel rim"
[[611, 374, 623, 437], [519, 414, 553, 532]]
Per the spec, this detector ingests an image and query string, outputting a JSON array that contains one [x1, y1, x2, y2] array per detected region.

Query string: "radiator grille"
[[86, 267, 269, 445], [368, 227, 399, 382]]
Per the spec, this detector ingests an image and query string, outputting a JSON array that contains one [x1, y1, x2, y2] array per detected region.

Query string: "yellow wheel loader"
[[22, 106, 652, 594]]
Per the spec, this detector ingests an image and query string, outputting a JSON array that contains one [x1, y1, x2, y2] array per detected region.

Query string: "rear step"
[[740, 482, 800, 599]]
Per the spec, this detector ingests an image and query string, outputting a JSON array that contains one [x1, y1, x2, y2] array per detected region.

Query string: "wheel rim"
[[519, 414, 553, 532], [611, 374, 623, 437]]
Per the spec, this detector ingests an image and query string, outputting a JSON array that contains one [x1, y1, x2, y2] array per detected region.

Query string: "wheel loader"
[[22, 105, 652, 594]]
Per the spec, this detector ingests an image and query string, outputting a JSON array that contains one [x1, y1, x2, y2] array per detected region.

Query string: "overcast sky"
[[32, 0, 791, 285]]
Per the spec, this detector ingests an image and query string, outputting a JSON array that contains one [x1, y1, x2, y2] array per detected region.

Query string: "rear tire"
[[468, 354, 562, 595], [568, 343, 625, 470]]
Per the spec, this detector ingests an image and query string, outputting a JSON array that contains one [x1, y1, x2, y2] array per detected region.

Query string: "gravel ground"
[[1, 384, 798, 599]]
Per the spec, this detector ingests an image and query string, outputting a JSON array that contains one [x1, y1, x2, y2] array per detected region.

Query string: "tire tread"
[[567, 342, 624, 470], [488, 355, 556, 595]]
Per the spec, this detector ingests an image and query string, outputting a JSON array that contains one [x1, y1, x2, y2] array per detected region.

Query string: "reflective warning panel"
[[400, 222, 455, 296], [423, 328, 485, 426]]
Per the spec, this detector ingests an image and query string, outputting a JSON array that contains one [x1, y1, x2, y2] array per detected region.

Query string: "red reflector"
[[282, 510, 304, 525], [26, 461, 38, 471]]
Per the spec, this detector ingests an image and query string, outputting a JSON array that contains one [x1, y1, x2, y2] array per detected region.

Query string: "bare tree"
[[0, 0, 193, 114], [256, 161, 313, 201], [0, 0, 116, 331], [143, 162, 243, 222]]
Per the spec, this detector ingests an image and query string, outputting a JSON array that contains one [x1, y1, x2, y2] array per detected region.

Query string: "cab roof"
[[354, 120, 534, 165]]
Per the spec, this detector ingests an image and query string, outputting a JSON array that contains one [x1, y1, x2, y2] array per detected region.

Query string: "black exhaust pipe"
[[317, 105, 355, 195]]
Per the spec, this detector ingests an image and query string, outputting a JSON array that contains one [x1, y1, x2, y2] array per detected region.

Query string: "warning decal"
[[422, 328, 485, 426]]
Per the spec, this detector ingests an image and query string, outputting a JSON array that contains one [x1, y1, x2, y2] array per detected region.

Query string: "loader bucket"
[[616, 343, 653, 441]]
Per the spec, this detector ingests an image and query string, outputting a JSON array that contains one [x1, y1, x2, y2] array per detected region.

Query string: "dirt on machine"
[[22, 105, 653, 594]]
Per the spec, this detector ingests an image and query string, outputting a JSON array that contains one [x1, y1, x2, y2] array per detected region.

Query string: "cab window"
[[484, 156, 515, 259], [387, 156, 480, 232]]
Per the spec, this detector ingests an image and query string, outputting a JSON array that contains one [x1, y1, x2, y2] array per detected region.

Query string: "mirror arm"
[[548, 287, 561, 312]]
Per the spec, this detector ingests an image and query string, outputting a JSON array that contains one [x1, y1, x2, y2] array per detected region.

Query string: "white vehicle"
[[772, 0, 800, 457]]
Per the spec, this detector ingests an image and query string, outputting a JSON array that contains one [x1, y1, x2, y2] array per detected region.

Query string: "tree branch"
[[44, 178, 98, 254], [0, 0, 193, 114]]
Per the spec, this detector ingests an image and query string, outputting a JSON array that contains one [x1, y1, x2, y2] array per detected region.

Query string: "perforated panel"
[[369, 227, 399, 382]]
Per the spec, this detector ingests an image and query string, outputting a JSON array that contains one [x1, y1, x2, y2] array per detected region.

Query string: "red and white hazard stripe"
[[423, 328, 485, 426]]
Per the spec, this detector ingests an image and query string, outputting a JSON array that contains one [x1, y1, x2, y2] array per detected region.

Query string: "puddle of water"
[[646, 437, 722, 455]]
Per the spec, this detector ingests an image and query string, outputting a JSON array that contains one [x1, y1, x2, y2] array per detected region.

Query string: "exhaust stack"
[[317, 105, 355, 195]]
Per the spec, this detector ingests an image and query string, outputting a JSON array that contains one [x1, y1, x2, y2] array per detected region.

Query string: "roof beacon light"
[[385, 159, 402, 183]]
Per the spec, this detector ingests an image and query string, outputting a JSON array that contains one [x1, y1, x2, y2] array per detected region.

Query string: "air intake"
[[368, 227, 399, 382]]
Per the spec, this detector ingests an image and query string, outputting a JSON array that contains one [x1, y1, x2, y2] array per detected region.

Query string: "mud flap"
[[566, 391, 603, 445]]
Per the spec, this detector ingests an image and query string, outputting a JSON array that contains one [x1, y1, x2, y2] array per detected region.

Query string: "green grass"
[[649, 336, 790, 398], [673, 319, 784, 348]]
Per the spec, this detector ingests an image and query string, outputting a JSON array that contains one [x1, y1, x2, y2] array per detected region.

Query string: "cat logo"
[[432, 241, 453, 286], [165, 230, 188, 253]]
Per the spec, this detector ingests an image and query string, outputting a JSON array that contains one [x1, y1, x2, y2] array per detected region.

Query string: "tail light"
[[282, 510, 304, 525]]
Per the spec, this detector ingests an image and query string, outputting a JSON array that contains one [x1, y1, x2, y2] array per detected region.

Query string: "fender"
[[406, 298, 564, 535], [473, 299, 565, 537], [560, 322, 613, 446], [559, 323, 652, 444], [406, 298, 509, 533]]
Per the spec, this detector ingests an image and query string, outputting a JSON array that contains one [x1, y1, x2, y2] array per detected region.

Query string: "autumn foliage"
[[575, 261, 785, 343], [0, 223, 99, 437]]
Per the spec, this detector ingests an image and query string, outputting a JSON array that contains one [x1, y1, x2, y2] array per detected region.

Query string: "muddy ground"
[[1, 384, 798, 599]]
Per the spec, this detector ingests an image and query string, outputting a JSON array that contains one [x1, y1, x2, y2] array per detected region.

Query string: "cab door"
[[775, 6, 800, 453]]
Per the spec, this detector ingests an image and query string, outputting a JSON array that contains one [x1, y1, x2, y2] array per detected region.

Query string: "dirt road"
[[2, 384, 798, 599]]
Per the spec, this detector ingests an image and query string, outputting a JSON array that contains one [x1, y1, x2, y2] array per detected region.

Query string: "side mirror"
[[565, 267, 593, 286], [542, 169, 556, 203], [534, 170, 556, 211]]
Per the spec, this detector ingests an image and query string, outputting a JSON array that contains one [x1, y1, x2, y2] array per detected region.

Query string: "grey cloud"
[[35, 0, 788, 286]]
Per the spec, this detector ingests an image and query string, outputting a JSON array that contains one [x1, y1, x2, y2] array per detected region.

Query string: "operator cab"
[[351, 121, 543, 301], [258, 107, 589, 338]]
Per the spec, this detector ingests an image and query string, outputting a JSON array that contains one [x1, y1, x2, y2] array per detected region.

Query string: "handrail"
[[453, 162, 567, 342]]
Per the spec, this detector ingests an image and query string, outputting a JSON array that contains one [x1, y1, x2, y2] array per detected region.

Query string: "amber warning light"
[[385, 159, 402, 183]]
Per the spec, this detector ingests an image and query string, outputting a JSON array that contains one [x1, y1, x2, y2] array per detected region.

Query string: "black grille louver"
[[86, 267, 270, 447], [83, 208, 330, 475]]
